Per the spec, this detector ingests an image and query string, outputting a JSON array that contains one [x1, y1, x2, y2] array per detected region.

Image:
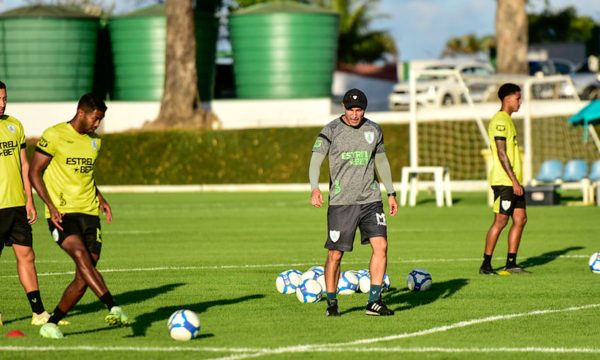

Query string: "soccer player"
[[480, 83, 528, 275], [310, 88, 398, 316], [0, 80, 60, 326], [29, 93, 130, 339]]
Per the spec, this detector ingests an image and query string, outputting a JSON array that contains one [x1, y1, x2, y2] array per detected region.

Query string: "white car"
[[388, 62, 495, 111]]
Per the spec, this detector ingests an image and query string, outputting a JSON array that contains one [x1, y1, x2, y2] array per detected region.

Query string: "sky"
[[1, 0, 600, 61]]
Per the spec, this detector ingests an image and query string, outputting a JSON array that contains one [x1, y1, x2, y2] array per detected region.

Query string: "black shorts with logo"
[[0, 206, 33, 252], [325, 201, 387, 252], [47, 213, 102, 254], [492, 185, 527, 215]]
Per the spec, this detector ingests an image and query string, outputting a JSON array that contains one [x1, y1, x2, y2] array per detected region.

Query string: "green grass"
[[1, 191, 599, 359]]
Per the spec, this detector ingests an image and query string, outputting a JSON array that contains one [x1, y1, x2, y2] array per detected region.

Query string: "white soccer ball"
[[589, 252, 600, 273], [383, 273, 391, 292], [308, 265, 324, 276], [357, 271, 371, 293], [337, 271, 359, 295], [301, 270, 321, 282], [407, 268, 432, 292], [316, 274, 326, 294], [167, 309, 200, 341], [276, 270, 302, 294], [296, 279, 322, 303]]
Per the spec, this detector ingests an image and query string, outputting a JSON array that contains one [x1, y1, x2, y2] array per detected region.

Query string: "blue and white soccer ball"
[[167, 309, 200, 341], [316, 274, 326, 294], [296, 279, 322, 303], [357, 271, 370, 293], [382, 273, 391, 292], [407, 269, 432, 292], [589, 252, 600, 273], [337, 271, 359, 295], [301, 269, 321, 282], [308, 265, 324, 276], [276, 269, 302, 294]]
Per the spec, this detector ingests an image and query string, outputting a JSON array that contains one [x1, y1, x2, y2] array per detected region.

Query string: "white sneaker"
[[39, 323, 64, 339]]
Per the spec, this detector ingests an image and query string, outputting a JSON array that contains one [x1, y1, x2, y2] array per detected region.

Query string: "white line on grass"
[[205, 303, 600, 360], [0, 254, 588, 279], [1, 304, 598, 357]]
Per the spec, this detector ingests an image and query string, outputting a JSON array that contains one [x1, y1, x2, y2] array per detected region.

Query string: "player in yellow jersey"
[[30, 93, 130, 339], [480, 83, 528, 275], [0, 80, 61, 326]]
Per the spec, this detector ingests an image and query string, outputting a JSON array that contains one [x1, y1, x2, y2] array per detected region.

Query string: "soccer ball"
[[276, 269, 302, 294], [308, 265, 324, 276], [337, 271, 359, 295], [407, 269, 432, 292], [301, 269, 321, 282], [167, 309, 200, 341], [296, 279, 322, 303], [589, 252, 600, 273], [357, 271, 370, 293], [316, 274, 326, 294], [382, 273, 391, 292]]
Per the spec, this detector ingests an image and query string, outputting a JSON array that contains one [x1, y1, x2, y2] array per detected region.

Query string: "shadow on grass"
[[341, 278, 469, 315], [519, 246, 584, 270], [415, 198, 462, 206]]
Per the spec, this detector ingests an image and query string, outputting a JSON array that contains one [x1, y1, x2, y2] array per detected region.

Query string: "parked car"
[[388, 62, 495, 111], [528, 59, 600, 100], [569, 62, 600, 100]]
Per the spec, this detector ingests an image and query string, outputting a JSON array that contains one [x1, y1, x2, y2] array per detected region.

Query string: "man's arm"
[[374, 152, 398, 216], [20, 148, 37, 224], [96, 185, 112, 224], [309, 152, 326, 208], [495, 138, 523, 196], [29, 151, 63, 230]]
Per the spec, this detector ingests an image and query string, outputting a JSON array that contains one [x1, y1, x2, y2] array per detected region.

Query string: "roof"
[[0, 5, 98, 18]]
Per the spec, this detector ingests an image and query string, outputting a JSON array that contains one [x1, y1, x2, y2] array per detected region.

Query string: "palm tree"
[[496, 0, 528, 74]]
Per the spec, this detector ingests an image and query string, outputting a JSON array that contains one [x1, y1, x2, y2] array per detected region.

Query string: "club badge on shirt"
[[364, 131, 374, 144]]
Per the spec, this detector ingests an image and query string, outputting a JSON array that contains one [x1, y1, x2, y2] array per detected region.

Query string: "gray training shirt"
[[312, 117, 386, 206]]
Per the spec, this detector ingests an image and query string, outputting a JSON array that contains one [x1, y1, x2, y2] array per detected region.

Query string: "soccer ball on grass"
[[296, 279, 322, 303], [589, 252, 600, 273], [276, 269, 302, 294], [167, 309, 200, 341], [407, 269, 432, 291]]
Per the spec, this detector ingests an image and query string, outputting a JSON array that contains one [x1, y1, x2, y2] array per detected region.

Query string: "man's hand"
[[512, 181, 524, 196], [311, 188, 323, 208], [99, 197, 112, 224], [49, 205, 63, 231], [25, 199, 37, 225], [388, 195, 398, 216]]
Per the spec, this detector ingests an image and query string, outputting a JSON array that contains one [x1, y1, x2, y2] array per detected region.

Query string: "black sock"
[[26, 290, 45, 314], [99, 292, 118, 310], [482, 254, 492, 267], [506, 253, 517, 267], [48, 307, 66, 324]]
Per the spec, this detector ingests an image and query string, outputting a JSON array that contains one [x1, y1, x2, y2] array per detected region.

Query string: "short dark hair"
[[497, 83, 520, 101], [77, 93, 107, 113], [0, 80, 6, 90]]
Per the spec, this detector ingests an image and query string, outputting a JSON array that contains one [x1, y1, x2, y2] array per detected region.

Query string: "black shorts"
[[0, 206, 33, 252], [492, 185, 527, 215], [48, 213, 102, 254], [325, 201, 387, 252]]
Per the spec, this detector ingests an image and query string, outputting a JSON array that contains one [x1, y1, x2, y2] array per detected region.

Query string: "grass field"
[[1, 191, 599, 359]]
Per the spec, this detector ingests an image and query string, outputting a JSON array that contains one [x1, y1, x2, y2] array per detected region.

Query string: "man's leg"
[[324, 250, 343, 316], [12, 244, 46, 315], [365, 236, 393, 316], [505, 208, 528, 272], [480, 213, 509, 274]]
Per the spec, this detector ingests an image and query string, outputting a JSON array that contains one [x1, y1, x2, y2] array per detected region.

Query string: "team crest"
[[364, 131, 375, 144], [7, 124, 16, 134], [329, 230, 340, 242], [501, 200, 512, 211], [313, 138, 322, 148], [91, 139, 98, 150]]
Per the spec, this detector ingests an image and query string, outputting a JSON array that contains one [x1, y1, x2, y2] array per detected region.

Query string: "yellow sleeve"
[[490, 117, 509, 140], [36, 127, 58, 157]]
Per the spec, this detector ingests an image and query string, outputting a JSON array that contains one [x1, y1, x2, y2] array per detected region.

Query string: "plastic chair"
[[533, 160, 563, 184], [563, 160, 590, 203], [589, 160, 600, 206]]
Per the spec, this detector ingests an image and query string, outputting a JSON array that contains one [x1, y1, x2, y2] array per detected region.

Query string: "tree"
[[496, 0, 528, 74], [147, 0, 218, 130], [442, 34, 494, 57], [528, 6, 596, 43]]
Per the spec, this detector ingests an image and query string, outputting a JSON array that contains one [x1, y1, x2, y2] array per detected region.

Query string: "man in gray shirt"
[[309, 88, 398, 316]]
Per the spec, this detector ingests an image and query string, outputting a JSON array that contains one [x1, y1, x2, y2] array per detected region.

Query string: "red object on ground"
[[5, 330, 26, 337]]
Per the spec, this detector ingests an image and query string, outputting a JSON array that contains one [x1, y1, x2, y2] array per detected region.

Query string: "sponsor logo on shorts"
[[376, 213, 387, 226], [329, 230, 340, 242], [501, 200, 512, 211]]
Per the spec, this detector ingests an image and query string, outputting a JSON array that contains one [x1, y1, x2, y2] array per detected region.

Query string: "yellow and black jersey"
[[0, 115, 27, 209], [36, 122, 101, 217], [488, 111, 522, 186]]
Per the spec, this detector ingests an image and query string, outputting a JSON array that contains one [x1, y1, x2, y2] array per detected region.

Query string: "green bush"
[[28, 126, 409, 185]]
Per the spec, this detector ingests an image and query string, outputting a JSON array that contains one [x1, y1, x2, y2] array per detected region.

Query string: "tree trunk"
[[495, 0, 528, 74], [147, 0, 219, 130]]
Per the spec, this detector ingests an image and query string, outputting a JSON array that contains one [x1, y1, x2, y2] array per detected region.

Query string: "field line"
[[0, 254, 588, 278], [206, 303, 600, 360]]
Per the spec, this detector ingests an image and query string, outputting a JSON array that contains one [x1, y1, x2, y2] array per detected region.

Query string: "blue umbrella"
[[568, 100, 600, 142]]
